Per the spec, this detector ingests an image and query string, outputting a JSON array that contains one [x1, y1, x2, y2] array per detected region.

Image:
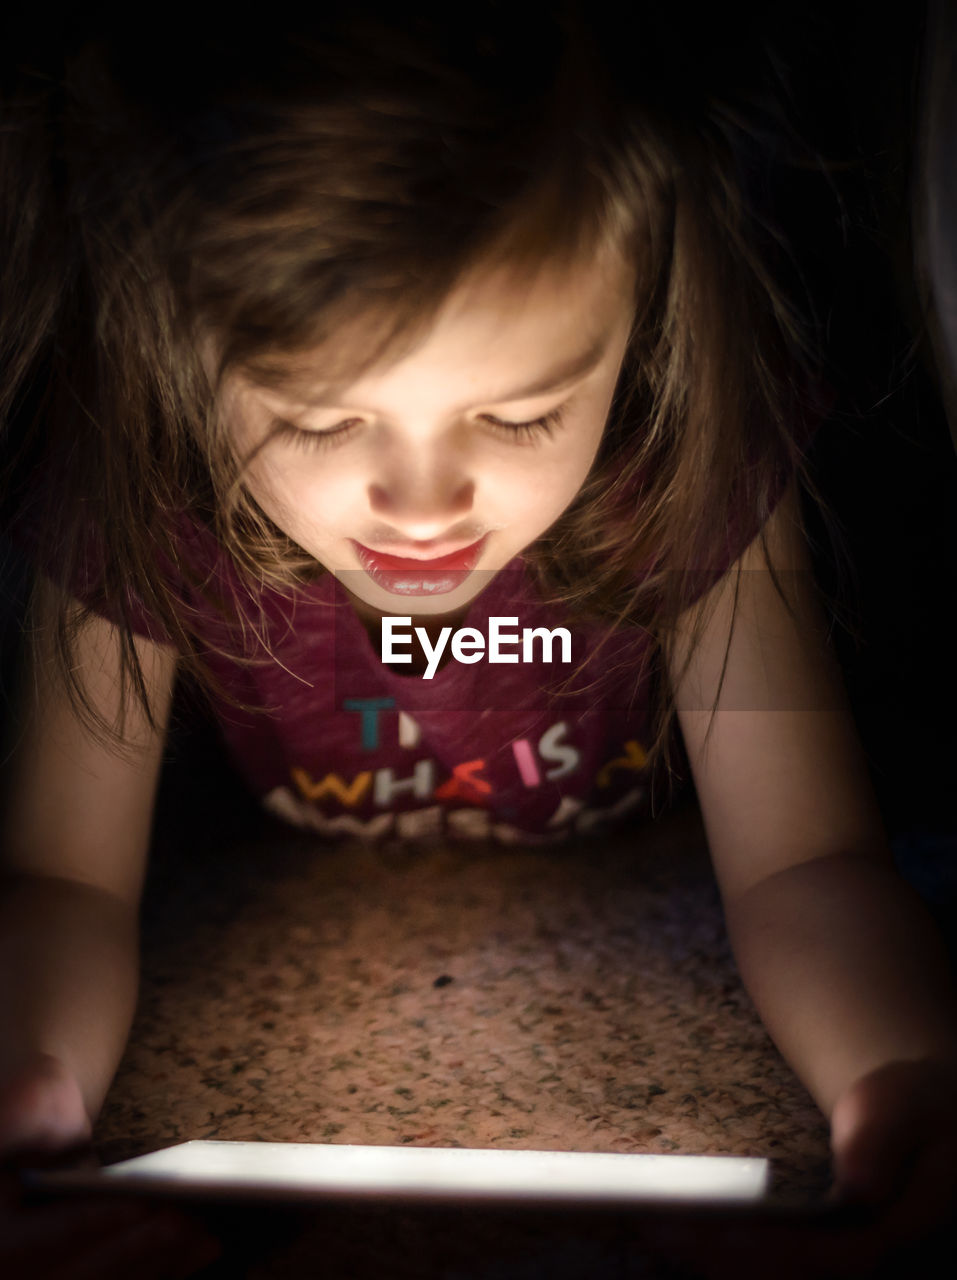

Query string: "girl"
[[1, 3, 956, 1273]]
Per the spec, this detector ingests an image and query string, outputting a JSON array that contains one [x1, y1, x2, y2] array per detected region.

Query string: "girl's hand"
[[0, 1052, 221, 1280], [635, 1060, 957, 1279], [829, 1057, 957, 1246], [0, 1052, 92, 1157]]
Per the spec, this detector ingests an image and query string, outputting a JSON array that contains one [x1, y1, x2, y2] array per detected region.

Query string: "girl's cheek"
[[241, 457, 317, 534], [299, 469, 367, 534]]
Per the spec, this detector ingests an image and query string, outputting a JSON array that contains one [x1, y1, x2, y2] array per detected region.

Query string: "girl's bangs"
[[216, 161, 651, 403]]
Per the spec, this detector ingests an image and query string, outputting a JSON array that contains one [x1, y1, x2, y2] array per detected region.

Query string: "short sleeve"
[[4, 499, 174, 645]]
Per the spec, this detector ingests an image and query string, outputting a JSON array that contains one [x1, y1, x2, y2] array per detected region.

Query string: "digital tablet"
[[24, 1140, 775, 1210]]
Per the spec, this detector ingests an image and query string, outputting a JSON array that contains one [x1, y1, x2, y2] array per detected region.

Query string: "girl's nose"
[[367, 451, 475, 539]]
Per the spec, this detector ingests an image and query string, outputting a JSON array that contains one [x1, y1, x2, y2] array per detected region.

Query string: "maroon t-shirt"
[[163, 424, 809, 844], [13, 454, 802, 844], [191, 550, 660, 846]]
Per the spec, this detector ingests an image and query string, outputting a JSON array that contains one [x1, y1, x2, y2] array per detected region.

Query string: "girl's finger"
[[829, 1084, 918, 1205], [878, 1132, 957, 1249], [0, 1055, 92, 1156]]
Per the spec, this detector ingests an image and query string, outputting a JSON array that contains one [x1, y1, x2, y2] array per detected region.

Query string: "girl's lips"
[[351, 535, 488, 596]]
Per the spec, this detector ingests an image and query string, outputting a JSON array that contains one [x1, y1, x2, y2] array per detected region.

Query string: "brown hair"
[[1, 3, 826, 770]]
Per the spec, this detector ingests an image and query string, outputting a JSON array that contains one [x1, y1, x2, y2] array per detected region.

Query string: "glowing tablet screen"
[[38, 1140, 770, 1205]]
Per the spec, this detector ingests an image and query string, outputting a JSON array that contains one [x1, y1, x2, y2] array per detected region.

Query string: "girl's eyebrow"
[[296, 333, 612, 410], [486, 336, 610, 402]]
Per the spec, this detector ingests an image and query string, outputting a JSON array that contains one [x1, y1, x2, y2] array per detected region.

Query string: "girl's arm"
[[0, 575, 177, 1133], [669, 482, 957, 1198]]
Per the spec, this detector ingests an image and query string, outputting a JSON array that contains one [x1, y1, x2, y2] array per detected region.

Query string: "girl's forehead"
[[245, 241, 636, 404]]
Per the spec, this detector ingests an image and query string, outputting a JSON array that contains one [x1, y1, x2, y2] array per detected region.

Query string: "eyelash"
[[482, 407, 565, 443], [270, 407, 566, 452]]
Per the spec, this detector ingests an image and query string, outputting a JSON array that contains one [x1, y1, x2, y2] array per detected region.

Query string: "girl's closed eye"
[[477, 405, 566, 444], [270, 405, 567, 452], [269, 415, 364, 452]]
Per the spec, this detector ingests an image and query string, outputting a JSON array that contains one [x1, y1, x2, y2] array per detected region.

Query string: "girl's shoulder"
[[5, 497, 335, 653], [163, 514, 343, 653]]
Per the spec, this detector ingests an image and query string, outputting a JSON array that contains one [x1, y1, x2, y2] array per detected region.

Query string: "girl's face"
[[229, 245, 635, 622]]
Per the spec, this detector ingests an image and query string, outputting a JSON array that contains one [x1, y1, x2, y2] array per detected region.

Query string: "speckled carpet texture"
[[92, 781, 844, 1277]]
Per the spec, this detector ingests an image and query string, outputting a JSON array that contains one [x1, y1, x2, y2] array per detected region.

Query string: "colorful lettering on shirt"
[[395, 805, 445, 840], [447, 807, 492, 840], [596, 740, 648, 787], [283, 715, 649, 843], [509, 722, 579, 787], [343, 696, 397, 750], [398, 711, 422, 749], [511, 738, 541, 787], [291, 766, 372, 808], [373, 759, 435, 806], [538, 721, 580, 780], [575, 786, 646, 832], [265, 788, 394, 839], [547, 795, 584, 827], [433, 759, 492, 805], [263, 783, 646, 844]]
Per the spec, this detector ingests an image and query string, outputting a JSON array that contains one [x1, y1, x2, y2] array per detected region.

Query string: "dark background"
[[1, 0, 955, 853], [774, 0, 957, 842]]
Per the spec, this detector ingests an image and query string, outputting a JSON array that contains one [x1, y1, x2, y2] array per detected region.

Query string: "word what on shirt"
[[264, 700, 650, 844]]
